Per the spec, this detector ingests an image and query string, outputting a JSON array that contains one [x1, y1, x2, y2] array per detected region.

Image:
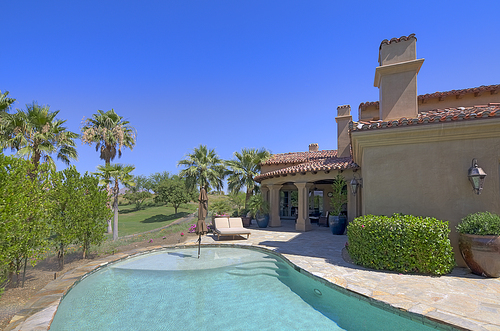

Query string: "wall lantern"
[[350, 175, 363, 196], [468, 158, 487, 195]]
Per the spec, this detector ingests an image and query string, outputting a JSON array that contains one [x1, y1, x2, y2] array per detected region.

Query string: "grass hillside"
[[116, 199, 197, 236]]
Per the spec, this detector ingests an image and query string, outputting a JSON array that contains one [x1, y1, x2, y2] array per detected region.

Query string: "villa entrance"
[[279, 189, 324, 220]]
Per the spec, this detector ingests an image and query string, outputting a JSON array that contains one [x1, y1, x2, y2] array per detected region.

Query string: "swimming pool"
[[50, 246, 442, 330]]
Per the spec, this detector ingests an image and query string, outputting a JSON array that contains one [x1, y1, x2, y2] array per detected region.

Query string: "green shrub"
[[347, 214, 455, 275], [456, 212, 500, 236], [209, 199, 232, 215]]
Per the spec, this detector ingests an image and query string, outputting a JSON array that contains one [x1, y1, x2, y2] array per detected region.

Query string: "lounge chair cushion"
[[214, 217, 230, 229], [228, 217, 244, 228], [214, 217, 250, 239]]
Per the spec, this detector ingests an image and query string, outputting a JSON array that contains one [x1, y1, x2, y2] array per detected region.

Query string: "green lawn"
[[116, 202, 197, 236]]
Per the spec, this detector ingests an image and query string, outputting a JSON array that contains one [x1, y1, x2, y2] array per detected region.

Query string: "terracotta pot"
[[459, 233, 500, 277]]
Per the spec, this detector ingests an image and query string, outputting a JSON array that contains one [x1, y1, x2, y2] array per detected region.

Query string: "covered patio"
[[255, 142, 360, 232]]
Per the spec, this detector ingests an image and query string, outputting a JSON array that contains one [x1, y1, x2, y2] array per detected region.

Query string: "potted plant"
[[239, 208, 252, 227], [329, 174, 348, 235], [248, 194, 269, 228], [456, 211, 500, 277]]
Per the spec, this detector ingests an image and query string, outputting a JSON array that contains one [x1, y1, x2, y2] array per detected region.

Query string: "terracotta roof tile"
[[261, 150, 339, 165], [379, 33, 416, 49], [419, 84, 500, 100], [358, 101, 380, 111], [255, 151, 358, 182], [351, 105, 500, 131]]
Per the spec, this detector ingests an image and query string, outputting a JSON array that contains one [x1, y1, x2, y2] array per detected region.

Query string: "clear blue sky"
[[4, 1, 499, 182]]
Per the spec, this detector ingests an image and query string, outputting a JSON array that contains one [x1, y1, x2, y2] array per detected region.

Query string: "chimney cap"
[[379, 33, 416, 49]]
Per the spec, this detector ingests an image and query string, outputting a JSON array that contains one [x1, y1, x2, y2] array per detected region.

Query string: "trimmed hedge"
[[346, 214, 455, 275]]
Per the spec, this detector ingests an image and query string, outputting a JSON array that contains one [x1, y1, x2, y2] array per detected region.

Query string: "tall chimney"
[[336, 105, 352, 158], [374, 34, 424, 121]]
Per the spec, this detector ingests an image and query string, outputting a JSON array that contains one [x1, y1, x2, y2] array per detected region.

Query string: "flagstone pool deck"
[[7, 220, 500, 331]]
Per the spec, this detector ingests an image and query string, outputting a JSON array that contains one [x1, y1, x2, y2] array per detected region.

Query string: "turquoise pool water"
[[50, 247, 441, 330]]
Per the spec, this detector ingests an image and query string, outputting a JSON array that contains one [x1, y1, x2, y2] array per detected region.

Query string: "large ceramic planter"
[[241, 217, 252, 227], [329, 214, 346, 235], [255, 213, 269, 228], [459, 233, 500, 277]]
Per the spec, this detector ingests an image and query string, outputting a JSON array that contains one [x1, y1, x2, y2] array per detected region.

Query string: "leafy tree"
[[81, 109, 136, 165], [226, 148, 270, 208], [0, 90, 15, 112], [124, 191, 152, 210], [72, 172, 111, 259], [177, 144, 226, 194], [0, 154, 52, 287], [147, 171, 171, 194], [0, 102, 78, 170], [154, 176, 193, 214], [123, 175, 152, 210], [50, 166, 111, 266], [96, 164, 135, 240]]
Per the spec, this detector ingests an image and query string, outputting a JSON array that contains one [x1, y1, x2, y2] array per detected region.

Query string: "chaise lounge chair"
[[213, 217, 251, 240]]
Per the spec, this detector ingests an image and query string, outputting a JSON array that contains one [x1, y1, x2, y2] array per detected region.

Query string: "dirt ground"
[[0, 232, 197, 330]]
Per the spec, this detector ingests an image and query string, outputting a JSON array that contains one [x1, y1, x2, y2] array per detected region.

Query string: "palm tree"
[[95, 164, 135, 241], [1, 102, 78, 170], [226, 148, 270, 208], [0, 90, 15, 112], [177, 145, 226, 193], [81, 109, 136, 165]]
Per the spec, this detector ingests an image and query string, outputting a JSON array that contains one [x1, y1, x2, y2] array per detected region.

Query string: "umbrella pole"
[[197, 234, 201, 258]]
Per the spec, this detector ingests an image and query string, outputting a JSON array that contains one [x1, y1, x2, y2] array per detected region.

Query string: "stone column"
[[268, 184, 282, 227], [260, 185, 269, 206], [295, 182, 312, 232]]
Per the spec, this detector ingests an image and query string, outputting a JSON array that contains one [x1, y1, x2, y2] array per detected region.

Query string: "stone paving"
[[6, 220, 500, 330]]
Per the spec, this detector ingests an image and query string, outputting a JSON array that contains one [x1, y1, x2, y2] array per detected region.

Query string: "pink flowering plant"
[[188, 224, 197, 233]]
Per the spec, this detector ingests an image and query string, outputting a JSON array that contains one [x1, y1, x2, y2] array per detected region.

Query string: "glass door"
[[280, 190, 298, 219], [309, 190, 324, 216]]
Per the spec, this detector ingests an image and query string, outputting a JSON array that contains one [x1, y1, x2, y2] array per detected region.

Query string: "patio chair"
[[318, 212, 329, 227]]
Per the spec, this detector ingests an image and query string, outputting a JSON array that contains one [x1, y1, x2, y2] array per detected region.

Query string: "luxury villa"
[[255, 34, 500, 266]]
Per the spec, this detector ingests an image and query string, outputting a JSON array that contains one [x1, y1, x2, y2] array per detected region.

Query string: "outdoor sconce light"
[[350, 175, 363, 196], [468, 158, 487, 195]]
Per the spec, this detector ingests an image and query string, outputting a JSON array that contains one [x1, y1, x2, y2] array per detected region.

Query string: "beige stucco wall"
[[358, 104, 379, 121], [351, 118, 500, 266], [336, 105, 353, 158], [378, 69, 419, 121], [378, 38, 416, 66]]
